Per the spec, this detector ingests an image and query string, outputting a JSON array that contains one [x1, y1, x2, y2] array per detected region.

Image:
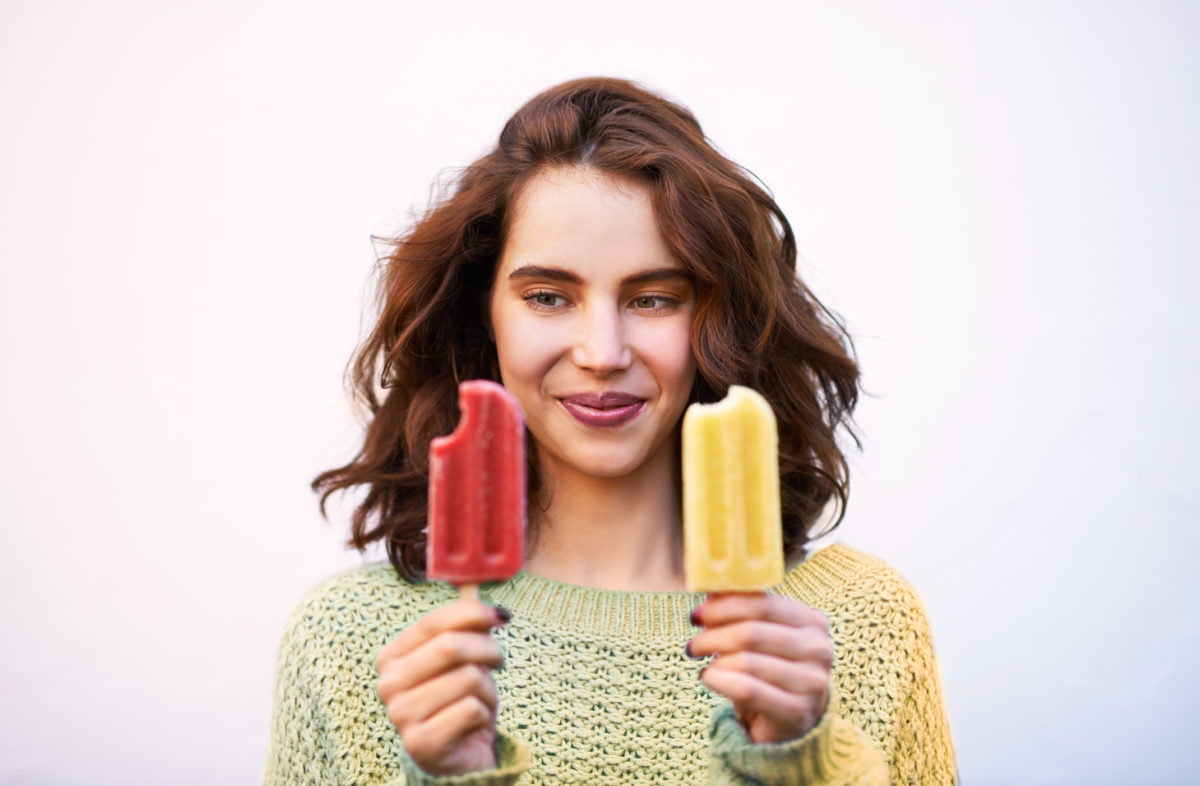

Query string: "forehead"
[[500, 167, 680, 275]]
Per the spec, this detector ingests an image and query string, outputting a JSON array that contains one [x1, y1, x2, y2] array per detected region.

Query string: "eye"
[[523, 290, 568, 311], [631, 294, 677, 310]]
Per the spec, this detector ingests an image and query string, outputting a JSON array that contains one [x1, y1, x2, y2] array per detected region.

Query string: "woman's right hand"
[[376, 599, 509, 775]]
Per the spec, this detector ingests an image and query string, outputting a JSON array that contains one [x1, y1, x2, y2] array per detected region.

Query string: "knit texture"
[[264, 544, 956, 785]]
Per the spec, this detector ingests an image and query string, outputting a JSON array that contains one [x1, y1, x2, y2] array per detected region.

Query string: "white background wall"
[[2, 2, 1197, 784]]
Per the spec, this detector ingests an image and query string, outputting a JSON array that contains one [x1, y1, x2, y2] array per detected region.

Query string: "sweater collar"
[[480, 543, 858, 641], [484, 570, 705, 641]]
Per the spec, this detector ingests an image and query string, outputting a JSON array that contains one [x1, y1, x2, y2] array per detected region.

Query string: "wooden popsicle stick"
[[458, 583, 480, 603]]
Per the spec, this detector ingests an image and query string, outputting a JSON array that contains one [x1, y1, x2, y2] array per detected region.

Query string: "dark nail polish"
[[685, 641, 698, 659], [494, 606, 512, 624], [689, 607, 703, 626]]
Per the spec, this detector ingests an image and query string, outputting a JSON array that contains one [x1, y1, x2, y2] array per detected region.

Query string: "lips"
[[559, 392, 646, 428]]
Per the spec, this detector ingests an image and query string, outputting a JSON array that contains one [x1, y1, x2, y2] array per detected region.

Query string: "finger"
[[700, 665, 828, 737], [379, 631, 503, 694], [378, 600, 506, 666], [687, 620, 833, 664], [400, 694, 496, 770], [384, 663, 499, 729], [693, 593, 829, 631], [703, 651, 831, 696]]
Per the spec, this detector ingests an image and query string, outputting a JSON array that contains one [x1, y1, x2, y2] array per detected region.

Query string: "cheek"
[[492, 306, 553, 384], [646, 319, 697, 389]]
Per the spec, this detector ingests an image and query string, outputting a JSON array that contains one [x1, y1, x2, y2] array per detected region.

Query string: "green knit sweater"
[[264, 544, 956, 784]]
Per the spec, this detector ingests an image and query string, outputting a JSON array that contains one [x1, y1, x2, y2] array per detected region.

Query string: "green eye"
[[633, 295, 674, 310], [523, 291, 566, 310]]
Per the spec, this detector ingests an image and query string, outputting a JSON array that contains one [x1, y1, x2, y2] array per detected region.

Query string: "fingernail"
[[494, 606, 512, 624], [685, 641, 699, 659], [689, 606, 703, 626]]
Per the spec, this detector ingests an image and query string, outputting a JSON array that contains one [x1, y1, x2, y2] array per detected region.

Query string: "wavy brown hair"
[[314, 77, 860, 581]]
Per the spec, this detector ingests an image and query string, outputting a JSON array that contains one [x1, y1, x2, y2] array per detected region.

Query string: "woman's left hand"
[[687, 593, 834, 745]]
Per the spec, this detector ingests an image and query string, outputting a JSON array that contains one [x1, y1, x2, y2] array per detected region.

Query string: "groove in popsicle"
[[741, 401, 765, 559], [699, 414, 726, 564], [722, 411, 742, 567], [482, 399, 501, 559]]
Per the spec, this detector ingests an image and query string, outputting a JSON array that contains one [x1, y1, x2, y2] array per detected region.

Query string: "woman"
[[265, 77, 957, 785]]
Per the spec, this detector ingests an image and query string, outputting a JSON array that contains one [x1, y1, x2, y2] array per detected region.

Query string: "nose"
[[570, 305, 632, 375]]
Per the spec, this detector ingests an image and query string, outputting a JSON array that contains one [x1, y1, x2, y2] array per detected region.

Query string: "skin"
[[490, 166, 698, 491], [489, 166, 697, 590], [689, 593, 834, 744], [377, 166, 833, 774], [377, 600, 506, 774]]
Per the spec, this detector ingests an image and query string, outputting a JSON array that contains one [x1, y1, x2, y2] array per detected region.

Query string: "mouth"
[[559, 392, 646, 428]]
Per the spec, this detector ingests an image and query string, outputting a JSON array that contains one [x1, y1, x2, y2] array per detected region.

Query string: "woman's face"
[[489, 167, 697, 486]]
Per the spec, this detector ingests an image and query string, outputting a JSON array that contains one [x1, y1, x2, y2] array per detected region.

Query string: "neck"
[[524, 450, 686, 592]]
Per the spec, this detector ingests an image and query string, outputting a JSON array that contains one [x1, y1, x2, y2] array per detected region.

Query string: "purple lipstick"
[[560, 392, 646, 428]]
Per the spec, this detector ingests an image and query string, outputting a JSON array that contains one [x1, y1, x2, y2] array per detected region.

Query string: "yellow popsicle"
[[682, 385, 784, 592]]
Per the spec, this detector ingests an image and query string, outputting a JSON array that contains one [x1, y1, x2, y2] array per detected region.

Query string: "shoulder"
[[781, 543, 944, 688], [782, 543, 922, 607], [779, 543, 936, 645], [277, 563, 457, 661], [286, 561, 440, 615]]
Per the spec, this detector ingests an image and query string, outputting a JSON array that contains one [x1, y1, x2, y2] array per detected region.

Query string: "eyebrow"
[[506, 264, 690, 286]]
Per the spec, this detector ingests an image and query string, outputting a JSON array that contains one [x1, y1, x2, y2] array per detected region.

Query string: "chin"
[[558, 442, 672, 481]]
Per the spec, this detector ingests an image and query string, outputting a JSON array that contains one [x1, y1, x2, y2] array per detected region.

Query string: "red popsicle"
[[427, 380, 527, 599]]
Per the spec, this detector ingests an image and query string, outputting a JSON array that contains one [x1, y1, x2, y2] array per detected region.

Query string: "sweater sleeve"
[[828, 562, 958, 786], [397, 734, 529, 786], [724, 546, 959, 786], [262, 587, 532, 786], [868, 581, 957, 785], [706, 689, 889, 786], [263, 595, 413, 785]]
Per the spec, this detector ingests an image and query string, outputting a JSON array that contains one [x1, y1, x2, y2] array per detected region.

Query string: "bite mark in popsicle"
[[682, 385, 784, 592], [427, 380, 527, 598]]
